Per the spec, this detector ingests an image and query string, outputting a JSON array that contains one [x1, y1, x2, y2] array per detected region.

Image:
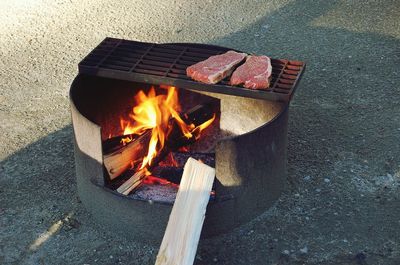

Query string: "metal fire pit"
[[70, 38, 305, 244]]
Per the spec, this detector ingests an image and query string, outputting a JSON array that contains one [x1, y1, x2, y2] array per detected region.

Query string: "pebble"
[[304, 175, 311, 181], [213, 257, 218, 262], [282, 250, 290, 255], [316, 188, 321, 193], [294, 193, 300, 198], [300, 246, 308, 254], [305, 216, 310, 220], [324, 178, 330, 183], [110, 255, 113, 259]]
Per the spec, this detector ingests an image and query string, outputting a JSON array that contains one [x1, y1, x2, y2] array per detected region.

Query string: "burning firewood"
[[151, 151, 215, 184], [103, 131, 151, 180], [106, 101, 215, 184], [155, 158, 215, 265], [109, 85, 217, 196]]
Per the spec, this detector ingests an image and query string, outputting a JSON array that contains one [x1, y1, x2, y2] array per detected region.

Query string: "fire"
[[159, 153, 180, 167], [169, 153, 179, 167], [120, 86, 215, 169], [142, 175, 179, 187]]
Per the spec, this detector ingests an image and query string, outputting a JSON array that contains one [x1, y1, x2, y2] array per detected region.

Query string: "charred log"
[[103, 131, 151, 180]]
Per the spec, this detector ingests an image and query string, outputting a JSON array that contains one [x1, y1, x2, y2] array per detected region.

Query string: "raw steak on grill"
[[230, 55, 272, 89], [186, 50, 247, 84]]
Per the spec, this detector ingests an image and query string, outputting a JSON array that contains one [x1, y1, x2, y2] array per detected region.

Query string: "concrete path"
[[1, 0, 399, 264]]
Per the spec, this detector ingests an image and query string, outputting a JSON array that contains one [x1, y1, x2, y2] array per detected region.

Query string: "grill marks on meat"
[[230, 55, 272, 90], [186, 51, 247, 84]]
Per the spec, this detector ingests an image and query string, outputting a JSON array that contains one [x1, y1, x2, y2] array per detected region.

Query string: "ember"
[[141, 175, 177, 186]]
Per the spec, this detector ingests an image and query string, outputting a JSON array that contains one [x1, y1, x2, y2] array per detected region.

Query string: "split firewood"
[[155, 158, 215, 265], [102, 133, 141, 154], [116, 168, 148, 195], [103, 131, 151, 180]]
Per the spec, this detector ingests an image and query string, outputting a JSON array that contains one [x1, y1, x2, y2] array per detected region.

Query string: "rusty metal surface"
[[78, 38, 305, 102]]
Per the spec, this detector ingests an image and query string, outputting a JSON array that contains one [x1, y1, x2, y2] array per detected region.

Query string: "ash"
[[128, 183, 178, 204]]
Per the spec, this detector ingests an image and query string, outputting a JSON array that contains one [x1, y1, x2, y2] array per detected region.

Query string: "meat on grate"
[[186, 50, 247, 84], [230, 55, 272, 89]]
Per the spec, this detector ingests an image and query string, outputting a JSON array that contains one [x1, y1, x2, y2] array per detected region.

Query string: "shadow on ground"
[[1, 0, 399, 264]]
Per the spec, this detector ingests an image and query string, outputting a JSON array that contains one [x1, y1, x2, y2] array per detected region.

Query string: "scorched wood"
[[103, 131, 151, 180]]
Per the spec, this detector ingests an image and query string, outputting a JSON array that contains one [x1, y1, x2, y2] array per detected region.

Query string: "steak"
[[186, 50, 247, 84], [230, 55, 272, 89]]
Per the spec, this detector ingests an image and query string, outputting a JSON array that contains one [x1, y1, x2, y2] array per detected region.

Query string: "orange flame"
[[120, 86, 214, 169], [142, 175, 178, 186], [169, 153, 179, 167]]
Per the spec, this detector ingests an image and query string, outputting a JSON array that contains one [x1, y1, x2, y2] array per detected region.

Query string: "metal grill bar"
[[79, 38, 306, 102]]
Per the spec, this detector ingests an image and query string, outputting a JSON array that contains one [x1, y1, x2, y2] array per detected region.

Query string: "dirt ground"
[[1, 0, 400, 264]]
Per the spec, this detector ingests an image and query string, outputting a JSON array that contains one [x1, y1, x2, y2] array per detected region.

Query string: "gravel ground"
[[1, 0, 399, 264]]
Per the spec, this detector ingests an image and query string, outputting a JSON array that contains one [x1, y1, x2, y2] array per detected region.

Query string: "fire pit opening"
[[74, 75, 221, 203]]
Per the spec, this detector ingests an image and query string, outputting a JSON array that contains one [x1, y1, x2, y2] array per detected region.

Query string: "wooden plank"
[[155, 158, 215, 265]]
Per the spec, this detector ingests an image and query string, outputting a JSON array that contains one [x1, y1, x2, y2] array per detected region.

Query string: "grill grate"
[[79, 38, 306, 102]]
